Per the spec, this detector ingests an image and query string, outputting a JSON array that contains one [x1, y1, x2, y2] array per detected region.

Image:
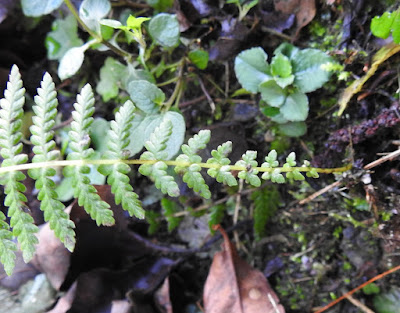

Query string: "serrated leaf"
[[127, 80, 165, 113], [21, 0, 63, 16], [182, 168, 211, 199], [259, 80, 286, 107], [149, 13, 180, 47], [292, 49, 332, 93], [280, 90, 309, 122], [45, 15, 84, 60], [58, 45, 89, 80], [234, 47, 271, 93], [96, 57, 127, 101], [139, 120, 180, 197]]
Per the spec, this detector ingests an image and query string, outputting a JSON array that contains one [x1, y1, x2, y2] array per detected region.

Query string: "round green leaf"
[[371, 11, 398, 39], [188, 49, 209, 70], [21, 0, 63, 16], [127, 80, 165, 113], [58, 45, 88, 80], [128, 111, 185, 159], [278, 121, 307, 137], [259, 80, 286, 107], [149, 13, 180, 47], [79, 0, 111, 33], [234, 47, 271, 93], [292, 49, 332, 93], [280, 91, 309, 121], [96, 57, 127, 101], [79, 0, 111, 21], [45, 15, 84, 60]]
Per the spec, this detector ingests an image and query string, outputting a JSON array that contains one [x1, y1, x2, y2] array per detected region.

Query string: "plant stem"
[[0, 159, 352, 175], [63, 0, 132, 60]]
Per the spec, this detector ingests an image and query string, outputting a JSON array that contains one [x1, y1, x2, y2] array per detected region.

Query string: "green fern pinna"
[[0, 66, 350, 275]]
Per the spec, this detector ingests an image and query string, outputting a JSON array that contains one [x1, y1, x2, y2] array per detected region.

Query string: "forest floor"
[[1, 0, 400, 313]]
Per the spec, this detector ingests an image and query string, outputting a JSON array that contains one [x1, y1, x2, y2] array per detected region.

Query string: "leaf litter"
[[203, 225, 285, 313]]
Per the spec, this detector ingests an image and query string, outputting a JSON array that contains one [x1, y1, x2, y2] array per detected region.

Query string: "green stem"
[[0, 159, 352, 175], [63, 0, 131, 60], [163, 59, 185, 110]]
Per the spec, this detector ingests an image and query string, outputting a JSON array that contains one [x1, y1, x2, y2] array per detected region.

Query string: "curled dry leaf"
[[203, 225, 285, 313], [274, 0, 316, 36]]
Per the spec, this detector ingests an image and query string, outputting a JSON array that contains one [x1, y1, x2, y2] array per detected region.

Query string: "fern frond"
[[283, 152, 305, 181], [206, 141, 237, 186], [139, 120, 180, 197], [0, 65, 38, 264], [235, 151, 261, 187], [64, 84, 114, 226], [175, 130, 211, 198], [98, 101, 144, 219], [261, 150, 285, 183], [251, 186, 281, 240], [161, 198, 182, 232], [28, 73, 75, 251], [208, 204, 225, 232], [0, 212, 17, 275]]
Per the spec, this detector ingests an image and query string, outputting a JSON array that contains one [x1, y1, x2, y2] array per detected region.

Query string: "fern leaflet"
[[28, 73, 76, 251], [98, 100, 144, 219], [206, 141, 237, 186], [0, 65, 38, 265], [64, 84, 114, 226], [0, 212, 17, 275], [175, 130, 211, 198], [251, 186, 281, 240], [161, 198, 182, 232], [139, 120, 180, 197], [235, 151, 261, 187]]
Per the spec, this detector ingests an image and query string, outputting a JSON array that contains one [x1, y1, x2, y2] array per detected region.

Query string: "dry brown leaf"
[[274, 0, 316, 36], [31, 207, 72, 290], [203, 226, 285, 313], [338, 42, 400, 115]]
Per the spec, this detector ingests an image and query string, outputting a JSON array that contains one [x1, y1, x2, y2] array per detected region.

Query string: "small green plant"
[[371, 7, 400, 44], [226, 0, 259, 21], [0, 66, 351, 275], [234, 43, 333, 135]]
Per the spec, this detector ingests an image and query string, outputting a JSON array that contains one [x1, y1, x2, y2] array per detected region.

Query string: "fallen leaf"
[[203, 225, 285, 313], [31, 208, 72, 290], [154, 278, 173, 313], [274, 0, 316, 36], [338, 42, 400, 115], [46, 282, 77, 313]]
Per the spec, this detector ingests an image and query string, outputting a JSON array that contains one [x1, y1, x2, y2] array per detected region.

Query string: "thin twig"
[[344, 294, 375, 313], [198, 76, 216, 113], [299, 180, 342, 205], [363, 148, 400, 170]]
